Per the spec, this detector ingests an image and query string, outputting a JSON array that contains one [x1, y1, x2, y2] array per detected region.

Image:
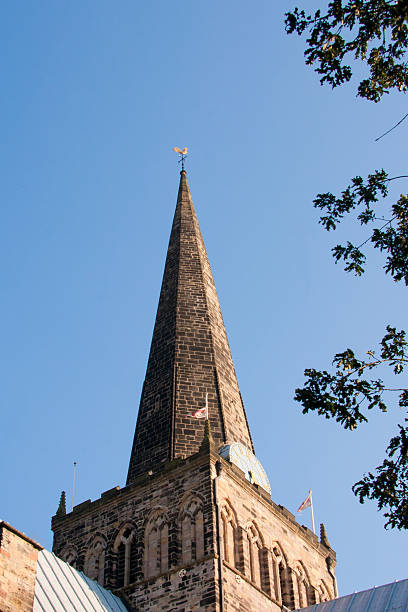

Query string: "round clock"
[[218, 442, 271, 495]]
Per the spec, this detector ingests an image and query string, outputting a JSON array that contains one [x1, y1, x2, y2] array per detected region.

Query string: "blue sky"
[[1, 1, 406, 597]]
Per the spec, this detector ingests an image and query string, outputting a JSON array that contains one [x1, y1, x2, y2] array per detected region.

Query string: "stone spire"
[[56, 491, 66, 517], [127, 170, 253, 484], [199, 419, 214, 453], [320, 523, 331, 548]]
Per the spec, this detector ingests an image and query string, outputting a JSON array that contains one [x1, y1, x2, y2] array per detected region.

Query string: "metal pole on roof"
[[72, 461, 77, 511]]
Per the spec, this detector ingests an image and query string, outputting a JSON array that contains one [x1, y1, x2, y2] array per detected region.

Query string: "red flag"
[[297, 491, 312, 513], [191, 393, 209, 419], [191, 407, 207, 419]]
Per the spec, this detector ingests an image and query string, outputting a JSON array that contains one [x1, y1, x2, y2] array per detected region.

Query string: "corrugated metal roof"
[[297, 578, 408, 612], [33, 550, 128, 612]]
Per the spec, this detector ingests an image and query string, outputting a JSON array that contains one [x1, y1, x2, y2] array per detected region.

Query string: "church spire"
[[127, 170, 253, 484]]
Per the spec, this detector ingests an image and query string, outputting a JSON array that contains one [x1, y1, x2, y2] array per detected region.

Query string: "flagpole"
[[205, 392, 209, 420], [309, 489, 316, 534]]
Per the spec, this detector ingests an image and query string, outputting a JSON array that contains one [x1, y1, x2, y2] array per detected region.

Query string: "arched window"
[[59, 545, 77, 567], [84, 536, 106, 585], [272, 544, 292, 608], [113, 524, 136, 588], [220, 501, 239, 569], [179, 495, 205, 565], [243, 522, 269, 594], [246, 524, 261, 585], [317, 580, 331, 603], [144, 509, 169, 579], [293, 562, 312, 609]]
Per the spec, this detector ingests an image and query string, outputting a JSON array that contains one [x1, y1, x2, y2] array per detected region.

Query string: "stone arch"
[[242, 521, 270, 595], [112, 522, 136, 588], [271, 542, 292, 608], [59, 544, 77, 567], [292, 561, 313, 609], [84, 535, 106, 586], [144, 507, 169, 579], [316, 579, 331, 603], [178, 493, 205, 565], [220, 499, 240, 570]]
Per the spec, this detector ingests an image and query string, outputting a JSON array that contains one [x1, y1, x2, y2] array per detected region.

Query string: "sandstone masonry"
[[0, 521, 42, 612]]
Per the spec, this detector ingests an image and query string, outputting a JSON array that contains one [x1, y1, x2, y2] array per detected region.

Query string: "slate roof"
[[33, 549, 127, 612], [297, 578, 408, 612]]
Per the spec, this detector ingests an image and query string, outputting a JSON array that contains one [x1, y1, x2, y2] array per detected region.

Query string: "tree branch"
[[375, 112, 408, 141]]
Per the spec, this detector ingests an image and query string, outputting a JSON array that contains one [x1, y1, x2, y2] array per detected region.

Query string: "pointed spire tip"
[[320, 522, 330, 548], [56, 491, 66, 517], [199, 419, 214, 453]]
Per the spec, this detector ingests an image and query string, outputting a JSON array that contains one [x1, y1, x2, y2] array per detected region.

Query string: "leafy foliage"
[[295, 327, 408, 528], [285, 0, 408, 102], [314, 170, 408, 283], [286, 0, 408, 528], [353, 424, 408, 529]]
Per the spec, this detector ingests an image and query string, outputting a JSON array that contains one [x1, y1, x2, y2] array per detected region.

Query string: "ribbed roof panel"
[[296, 579, 408, 612], [33, 550, 127, 612]]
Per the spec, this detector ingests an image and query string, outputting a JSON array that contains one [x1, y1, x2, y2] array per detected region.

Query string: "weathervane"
[[173, 146, 188, 170]]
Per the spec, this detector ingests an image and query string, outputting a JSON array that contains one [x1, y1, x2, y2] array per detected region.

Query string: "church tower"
[[52, 169, 336, 611]]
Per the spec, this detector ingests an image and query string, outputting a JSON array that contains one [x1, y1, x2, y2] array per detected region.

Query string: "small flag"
[[297, 491, 312, 513], [296, 490, 316, 534], [191, 407, 207, 419], [191, 393, 208, 419]]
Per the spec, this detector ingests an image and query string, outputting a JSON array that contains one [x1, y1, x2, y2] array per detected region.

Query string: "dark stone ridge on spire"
[[127, 170, 254, 484], [56, 491, 66, 517], [320, 522, 330, 548], [199, 419, 214, 453]]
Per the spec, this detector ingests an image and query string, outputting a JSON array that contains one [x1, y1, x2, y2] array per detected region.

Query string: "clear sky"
[[1, 1, 406, 598]]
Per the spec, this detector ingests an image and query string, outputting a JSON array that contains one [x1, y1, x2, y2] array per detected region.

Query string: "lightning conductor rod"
[[72, 461, 77, 512]]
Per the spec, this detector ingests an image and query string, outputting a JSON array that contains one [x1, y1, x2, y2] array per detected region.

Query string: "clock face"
[[218, 442, 271, 495]]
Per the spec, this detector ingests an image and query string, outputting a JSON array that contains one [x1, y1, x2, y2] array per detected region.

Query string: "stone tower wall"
[[52, 448, 335, 611], [214, 458, 335, 611], [53, 452, 220, 611]]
